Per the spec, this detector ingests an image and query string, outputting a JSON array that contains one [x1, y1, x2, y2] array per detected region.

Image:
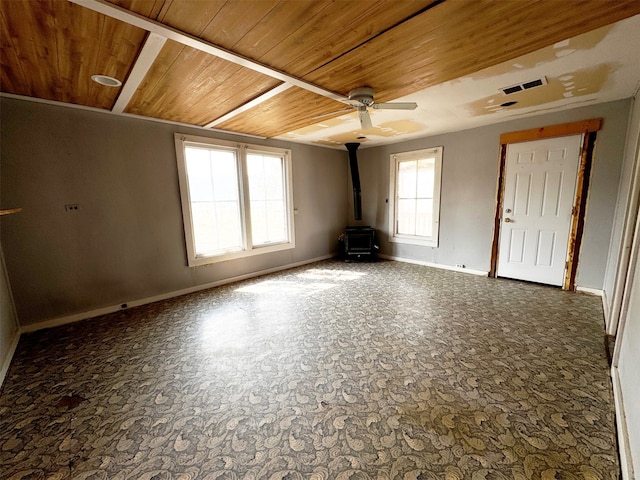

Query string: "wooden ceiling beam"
[[69, 0, 349, 104], [204, 83, 293, 128], [112, 32, 166, 113]]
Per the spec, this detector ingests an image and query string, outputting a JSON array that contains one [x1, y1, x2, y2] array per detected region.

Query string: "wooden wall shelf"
[[0, 208, 22, 216]]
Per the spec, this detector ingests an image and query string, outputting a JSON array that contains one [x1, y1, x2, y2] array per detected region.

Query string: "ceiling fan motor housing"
[[348, 87, 376, 106]]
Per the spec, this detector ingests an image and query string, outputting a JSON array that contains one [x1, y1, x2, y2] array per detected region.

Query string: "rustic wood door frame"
[[489, 118, 602, 290]]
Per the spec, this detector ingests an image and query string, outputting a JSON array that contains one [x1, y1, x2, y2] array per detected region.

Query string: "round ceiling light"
[[91, 74, 122, 87]]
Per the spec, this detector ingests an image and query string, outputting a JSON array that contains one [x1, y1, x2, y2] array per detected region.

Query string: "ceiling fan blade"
[[311, 107, 354, 120], [344, 99, 366, 107], [358, 107, 373, 129], [372, 102, 418, 110]]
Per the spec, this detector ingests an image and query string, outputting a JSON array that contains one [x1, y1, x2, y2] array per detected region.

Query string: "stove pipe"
[[345, 142, 362, 220]]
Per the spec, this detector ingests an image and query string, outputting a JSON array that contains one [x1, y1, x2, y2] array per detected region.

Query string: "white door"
[[497, 135, 582, 286]]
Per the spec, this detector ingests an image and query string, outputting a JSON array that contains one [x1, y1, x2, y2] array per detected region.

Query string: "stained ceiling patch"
[[465, 63, 617, 116], [309, 119, 426, 146]]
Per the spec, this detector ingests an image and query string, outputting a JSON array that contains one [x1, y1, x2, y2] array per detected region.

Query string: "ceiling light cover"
[[91, 75, 122, 87]]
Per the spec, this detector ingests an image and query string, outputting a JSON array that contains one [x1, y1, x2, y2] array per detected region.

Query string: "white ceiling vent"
[[500, 76, 547, 95]]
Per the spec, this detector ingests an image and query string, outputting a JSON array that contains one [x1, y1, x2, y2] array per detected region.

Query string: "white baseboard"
[[20, 254, 335, 334], [378, 254, 488, 276], [573, 287, 610, 330], [576, 286, 605, 296], [0, 329, 20, 388], [612, 365, 635, 480]]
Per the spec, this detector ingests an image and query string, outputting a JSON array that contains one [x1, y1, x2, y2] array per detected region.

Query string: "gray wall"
[[602, 96, 640, 332], [0, 98, 348, 326], [353, 99, 631, 288]]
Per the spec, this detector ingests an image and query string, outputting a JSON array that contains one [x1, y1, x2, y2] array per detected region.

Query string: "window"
[[389, 147, 442, 247], [175, 134, 294, 266]]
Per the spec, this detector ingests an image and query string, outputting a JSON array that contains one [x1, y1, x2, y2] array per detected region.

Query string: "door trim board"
[[564, 132, 597, 289], [499, 118, 602, 144]]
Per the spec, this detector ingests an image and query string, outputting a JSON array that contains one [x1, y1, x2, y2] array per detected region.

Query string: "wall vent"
[[500, 77, 547, 95]]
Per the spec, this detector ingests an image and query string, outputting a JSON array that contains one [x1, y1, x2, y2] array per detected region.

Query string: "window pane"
[[415, 199, 433, 237], [185, 147, 214, 202], [250, 201, 267, 245], [264, 156, 284, 200], [247, 153, 288, 246], [216, 201, 243, 250], [185, 146, 242, 255], [266, 200, 286, 241], [416, 158, 435, 198], [397, 160, 417, 198], [247, 154, 266, 200], [212, 151, 240, 202], [397, 199, 416, 235], [191, 202, 218, 253]]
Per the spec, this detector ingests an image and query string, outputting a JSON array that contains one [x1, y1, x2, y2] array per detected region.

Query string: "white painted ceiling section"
[[277, 14, 640, 148]]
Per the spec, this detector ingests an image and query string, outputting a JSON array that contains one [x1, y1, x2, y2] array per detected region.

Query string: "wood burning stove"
[[343, 226, 377, 261]]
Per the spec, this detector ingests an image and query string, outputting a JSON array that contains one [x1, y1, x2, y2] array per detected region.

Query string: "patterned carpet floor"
[[0, 259, 617, 479]]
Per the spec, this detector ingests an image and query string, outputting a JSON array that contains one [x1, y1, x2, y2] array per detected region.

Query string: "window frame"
[[175, 133, 295, 266], [388, 146, 443, 248]]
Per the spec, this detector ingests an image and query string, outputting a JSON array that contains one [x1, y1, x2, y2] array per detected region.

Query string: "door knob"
[[504, 218, 512, 223]]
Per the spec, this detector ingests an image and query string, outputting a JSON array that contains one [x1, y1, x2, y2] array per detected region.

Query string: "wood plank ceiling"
[[2, 0, 640, 139]]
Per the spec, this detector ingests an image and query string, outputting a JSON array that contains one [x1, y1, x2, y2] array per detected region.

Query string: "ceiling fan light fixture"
[[91, 74, 122, 87]]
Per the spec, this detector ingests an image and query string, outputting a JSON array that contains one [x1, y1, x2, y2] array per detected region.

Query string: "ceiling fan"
[[315, 87, 418, 129]]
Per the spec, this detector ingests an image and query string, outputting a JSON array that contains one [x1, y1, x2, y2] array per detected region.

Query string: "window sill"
[[389, 235, 438, 248], [188, 241, 295, 267]]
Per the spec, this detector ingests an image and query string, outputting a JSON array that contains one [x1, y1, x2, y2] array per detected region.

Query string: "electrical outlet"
[[64, 204, 79, 212]]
